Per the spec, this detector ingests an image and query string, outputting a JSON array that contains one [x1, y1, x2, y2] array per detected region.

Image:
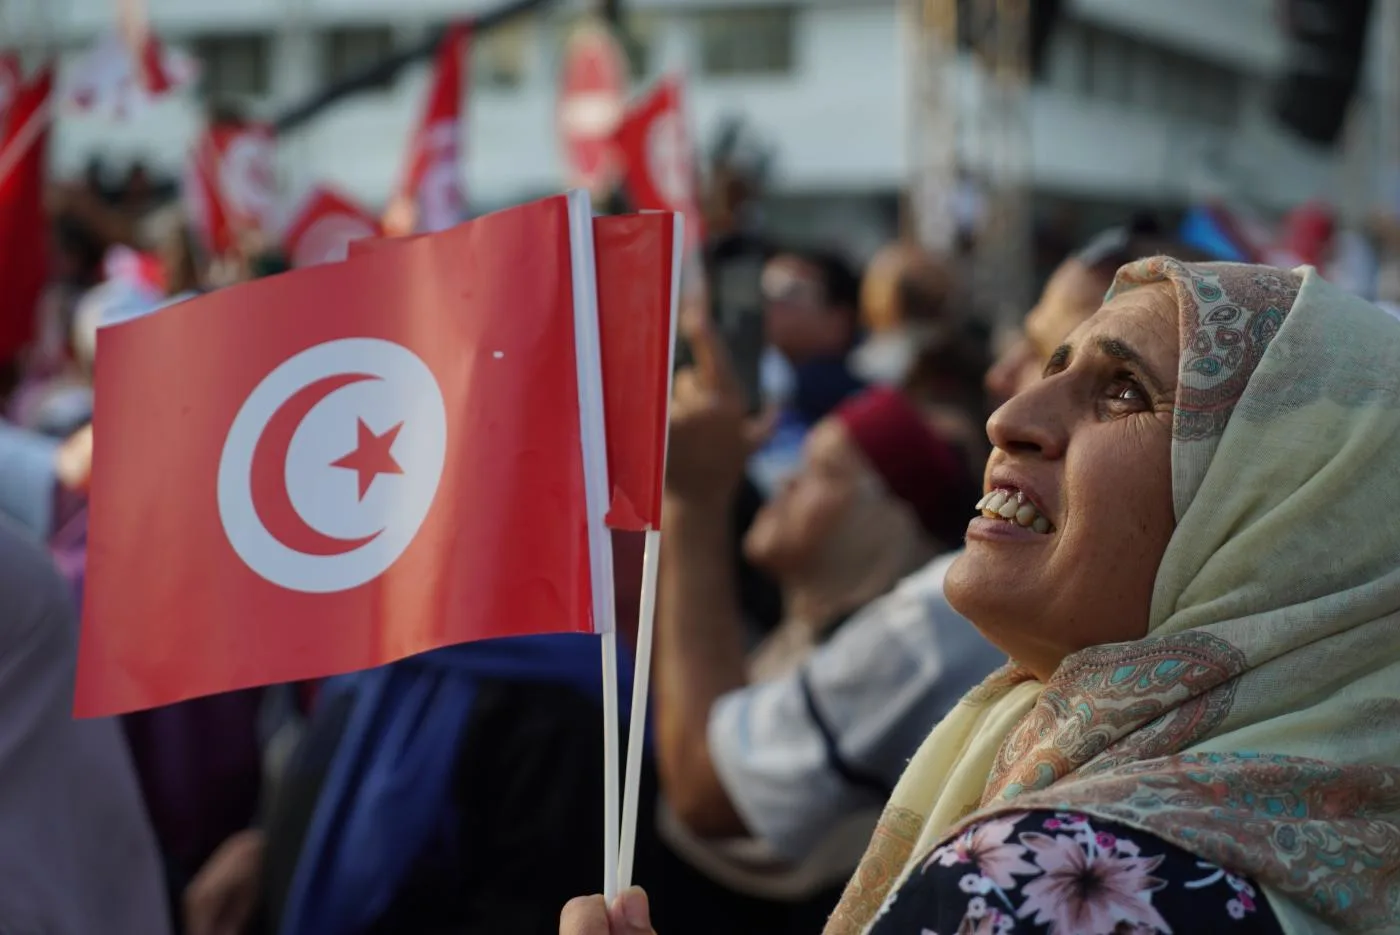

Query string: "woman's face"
[[945, 282, 1180, 680], [744, 418, 867, 576]]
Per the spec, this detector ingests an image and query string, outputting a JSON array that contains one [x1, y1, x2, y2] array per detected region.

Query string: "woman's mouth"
[[973, 488, 1054, 535]]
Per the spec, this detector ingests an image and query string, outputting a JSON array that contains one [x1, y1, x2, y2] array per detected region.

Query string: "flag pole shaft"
[[617, 527, 660, 889], [601, 628, 622, 903], [0, 96, 51, 190]]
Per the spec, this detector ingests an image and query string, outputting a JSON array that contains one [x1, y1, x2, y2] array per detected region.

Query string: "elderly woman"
[[564, 258, 1400, 935]]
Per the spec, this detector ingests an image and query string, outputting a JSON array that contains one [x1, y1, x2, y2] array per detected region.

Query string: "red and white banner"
[[556, 19, 629, 196], [614, 74, 705, 254], [281, 185, 381, 268], [0, 64, 53, 364], [65, 31, 196, 120], [74, 193, 649, 716], [103, 245, 165, 296], [387, 24, 470, 236], [184, 121, 278, 259]]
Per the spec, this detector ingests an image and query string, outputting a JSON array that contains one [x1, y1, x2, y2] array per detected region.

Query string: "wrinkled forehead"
[[1106, 257, 1304, 441]]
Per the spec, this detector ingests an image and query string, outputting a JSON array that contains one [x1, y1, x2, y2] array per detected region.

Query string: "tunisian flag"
[[613, 75, 705, 254], [184, 120, 278, 259], [75, 193, 621, 716], [349, 210, 682, 530], [281, 185, 380, 268], [0, 64, 53, 365], [385, 24, 470, 236]]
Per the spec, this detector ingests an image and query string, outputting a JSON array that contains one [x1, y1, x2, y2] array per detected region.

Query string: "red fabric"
[[281, 185, 380, 267], [0, 53, 20, 131], [835, 387, 977, 547], [0, 65, 52, 365], [1279, 201, 1335, 268], [136, 33, 171, 94], [348, 210, 680, 530], [75, 196, 612, 716], [394, 23, 469, 233], [556, 23, 628, 193], [183, 121, 277, 258], [613, 74, 705, 255], [593, 213, 678, 530]]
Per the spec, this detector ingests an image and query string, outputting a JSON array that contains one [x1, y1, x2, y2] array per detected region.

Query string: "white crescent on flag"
[[217, 337, 448, 594]]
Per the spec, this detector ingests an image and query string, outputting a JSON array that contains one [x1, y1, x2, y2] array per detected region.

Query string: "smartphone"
[[675, 251, 767, 414]]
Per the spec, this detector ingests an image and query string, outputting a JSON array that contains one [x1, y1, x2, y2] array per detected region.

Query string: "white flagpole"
[[564, 189, 622, 904], [601, 628, 621, 902], [0, 92, 50, 190], [617, 527, 660, 888], [617, 210, 684, 890]]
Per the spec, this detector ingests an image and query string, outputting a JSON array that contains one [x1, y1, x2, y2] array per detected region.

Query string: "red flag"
[[0, 53, 20, 133], [75, 194, 620, 716], [0, 65, 53, 365], [388, 24, 469, 235], [281, 185, 381, 268], [593, 213, 681, 530], [613, 75, 705, 254], [64, 31, 196, 119], [349, 210, 681, 530], [184, 120, 278, 259]]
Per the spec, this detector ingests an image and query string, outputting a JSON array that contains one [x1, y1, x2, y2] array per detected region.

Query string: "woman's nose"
[[985, 383, 1068, 460]]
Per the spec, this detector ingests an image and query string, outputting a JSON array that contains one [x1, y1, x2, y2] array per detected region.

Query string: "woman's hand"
[[54, 423, 93, 494], [560, 888, 657, 935], [665, 319, 775, 504]]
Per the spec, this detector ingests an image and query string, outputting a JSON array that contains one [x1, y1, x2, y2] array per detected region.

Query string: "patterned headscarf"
[[825, 260, 1400, 935]]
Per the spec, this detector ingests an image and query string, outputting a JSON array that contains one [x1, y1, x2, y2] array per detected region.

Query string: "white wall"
[[37, 0, 1368, 216]]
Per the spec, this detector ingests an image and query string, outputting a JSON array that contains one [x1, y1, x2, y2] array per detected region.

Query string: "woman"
[[563, 258, 1400, 934]]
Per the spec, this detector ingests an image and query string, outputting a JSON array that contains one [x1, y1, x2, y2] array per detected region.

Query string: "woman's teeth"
[[974, 489, 1053, 534]]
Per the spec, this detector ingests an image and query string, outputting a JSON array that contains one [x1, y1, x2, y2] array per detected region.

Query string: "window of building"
[[1043, 21, 1243, 127], [192, 33, 272, 98], [695, 6, 796, 78], [472, 16, 532, 90], [324, 25, 395, 87], [622, 10, 661, 80]]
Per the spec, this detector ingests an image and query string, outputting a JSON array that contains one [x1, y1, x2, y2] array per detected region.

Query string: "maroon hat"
[[834, 387, 977, 546]]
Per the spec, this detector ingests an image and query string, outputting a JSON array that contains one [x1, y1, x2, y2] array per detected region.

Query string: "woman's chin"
[[944, 544, 1039, 636]]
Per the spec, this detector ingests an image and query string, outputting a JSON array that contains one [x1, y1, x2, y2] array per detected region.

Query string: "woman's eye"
[[1104, 376, 1149, 410]]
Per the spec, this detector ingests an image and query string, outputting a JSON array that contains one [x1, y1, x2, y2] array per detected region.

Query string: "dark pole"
[[272, 0, 559, 134], [597, 0, 631, 215]]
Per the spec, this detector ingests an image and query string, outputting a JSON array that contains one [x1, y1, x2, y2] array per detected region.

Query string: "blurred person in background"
[[654, 316, 977, 927], [642, 222, 1218, 934], [0, 516, 170, 935], [747, 247, 868, 499], [852, 241, 989, 471]]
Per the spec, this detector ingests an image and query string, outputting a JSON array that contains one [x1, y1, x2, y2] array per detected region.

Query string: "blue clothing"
[[279, 634, 635, 935], [0, 421, 58, 540]]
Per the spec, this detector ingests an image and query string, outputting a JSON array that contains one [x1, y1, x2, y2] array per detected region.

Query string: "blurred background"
[[4, 0, 1399, 324]]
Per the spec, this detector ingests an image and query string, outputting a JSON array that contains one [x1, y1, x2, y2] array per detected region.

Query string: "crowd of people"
[[2, 154, 1400, 935]]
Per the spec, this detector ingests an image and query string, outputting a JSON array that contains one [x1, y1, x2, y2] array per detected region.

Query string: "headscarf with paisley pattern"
[[823, 259, 1400, 935]]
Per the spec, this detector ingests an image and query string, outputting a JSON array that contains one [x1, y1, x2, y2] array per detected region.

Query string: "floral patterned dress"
[[867, 810, 1283, 935]]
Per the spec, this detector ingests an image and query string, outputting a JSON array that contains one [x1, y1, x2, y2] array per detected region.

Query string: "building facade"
[[4, 0, 1396, 250]]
